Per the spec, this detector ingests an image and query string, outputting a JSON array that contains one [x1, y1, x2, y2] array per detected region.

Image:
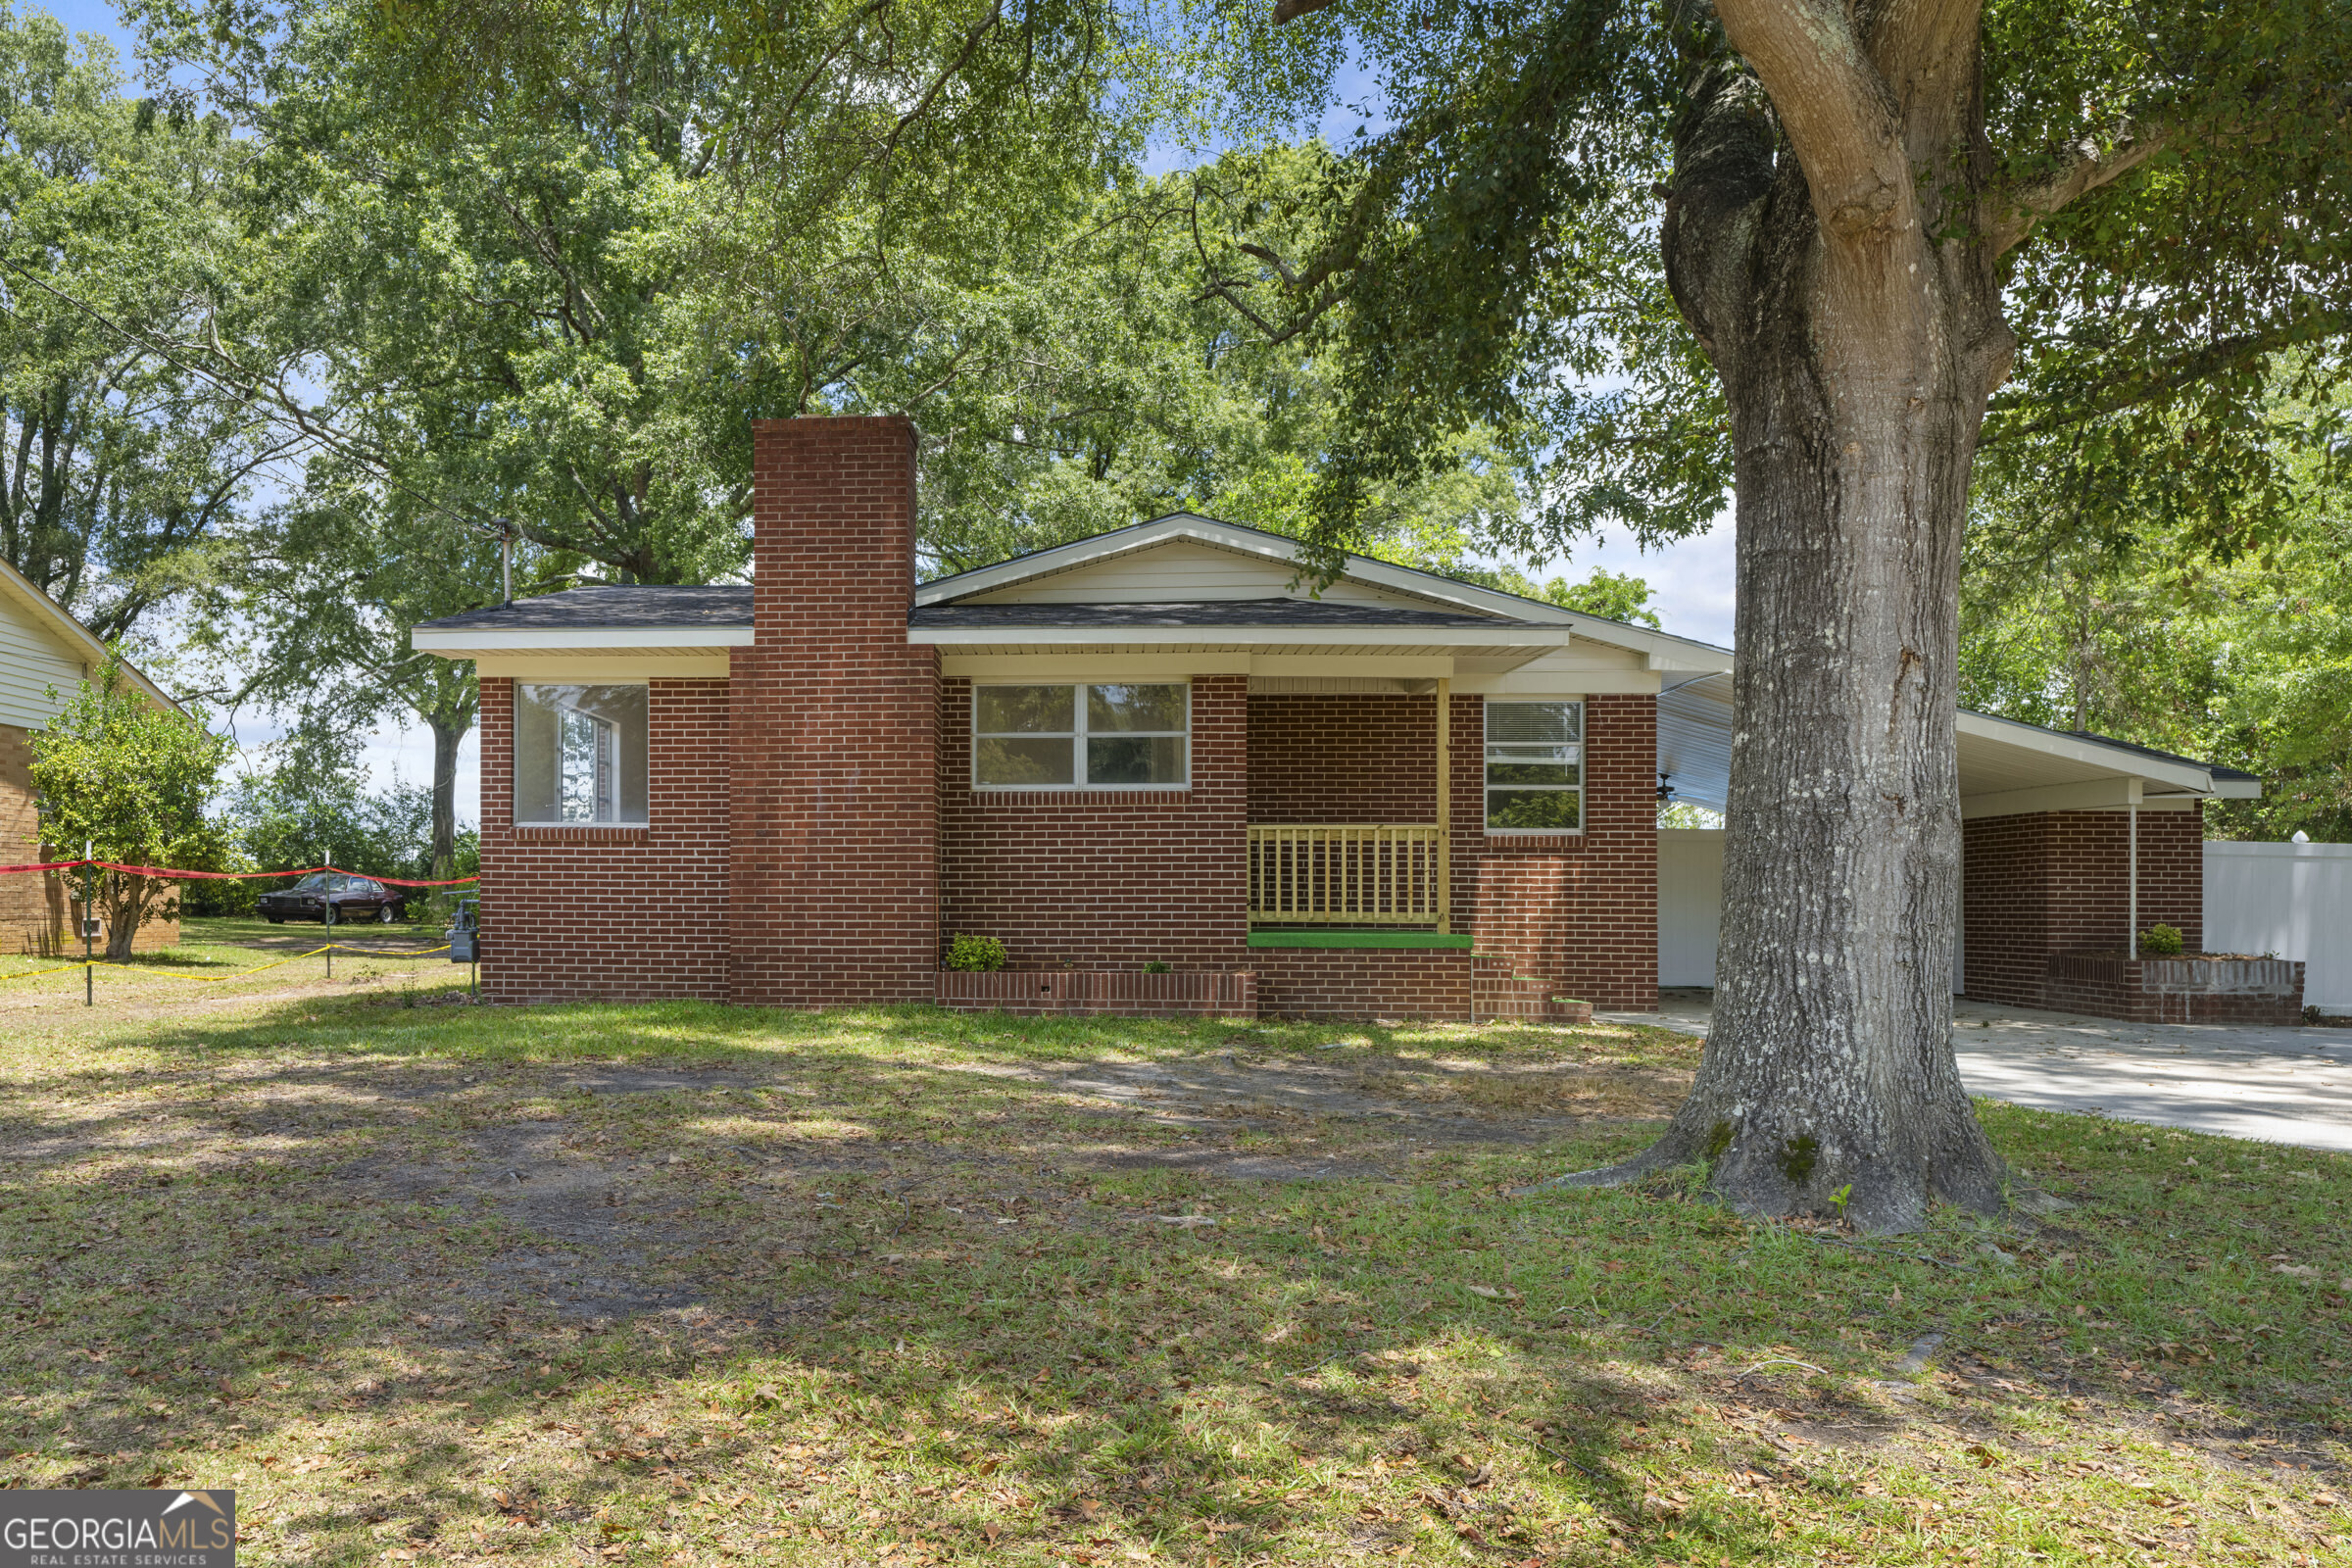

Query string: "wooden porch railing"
[[1247, 824, 1448, 928]]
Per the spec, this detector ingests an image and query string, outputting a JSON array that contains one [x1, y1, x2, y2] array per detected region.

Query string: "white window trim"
[[971, 681, 1193, 792], [514, 682, 653, 828], [1483, 697, 1586, 836]]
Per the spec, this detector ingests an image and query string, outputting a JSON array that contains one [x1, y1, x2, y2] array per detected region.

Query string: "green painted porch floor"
[[1245, 929, 1475, 949]]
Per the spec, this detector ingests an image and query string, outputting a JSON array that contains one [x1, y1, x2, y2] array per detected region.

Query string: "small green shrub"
[[2139, 923, 2184, 956], [946, 933, 1008, 972], [1143, 960, 1171, 974]]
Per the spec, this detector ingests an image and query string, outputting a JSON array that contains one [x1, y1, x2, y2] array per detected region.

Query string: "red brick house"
[[415, 416, 2278, 1022], [1, 556, 181, 956]]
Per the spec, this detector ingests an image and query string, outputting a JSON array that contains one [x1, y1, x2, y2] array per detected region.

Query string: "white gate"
[[2204, 840, 2352, 1011]]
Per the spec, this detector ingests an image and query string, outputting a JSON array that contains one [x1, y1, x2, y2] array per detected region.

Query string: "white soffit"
[[1655, 671, 2257, 812]]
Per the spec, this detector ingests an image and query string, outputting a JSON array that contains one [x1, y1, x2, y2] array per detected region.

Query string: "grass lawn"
[[0, 916, 464, 1013], [0, 974, 2346, 1566]]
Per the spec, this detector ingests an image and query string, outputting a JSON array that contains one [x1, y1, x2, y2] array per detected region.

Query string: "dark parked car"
[[258, 872, 406, 924]]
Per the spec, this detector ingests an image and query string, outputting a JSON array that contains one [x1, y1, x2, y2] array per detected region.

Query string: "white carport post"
[[2126, 776, 2143, 958]]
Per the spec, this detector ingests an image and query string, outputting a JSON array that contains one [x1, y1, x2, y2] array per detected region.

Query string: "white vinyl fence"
[[2204, 840, 2352, 1011]]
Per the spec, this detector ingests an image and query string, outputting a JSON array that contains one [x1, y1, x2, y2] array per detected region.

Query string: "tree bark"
[[103, 872, 155, 963], [428, 712, 464, 880], [1553, 38, 2017, 1229]]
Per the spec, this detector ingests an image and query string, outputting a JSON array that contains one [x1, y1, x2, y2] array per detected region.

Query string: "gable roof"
[[916, 513, 1732, 673], [0, 556, 176, 720]]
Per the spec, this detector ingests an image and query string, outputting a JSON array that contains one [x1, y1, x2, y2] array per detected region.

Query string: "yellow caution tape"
[[0, 942, 454, 986], [0, 959, 94, 984]]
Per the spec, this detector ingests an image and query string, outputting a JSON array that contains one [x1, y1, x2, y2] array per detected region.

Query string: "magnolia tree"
[[1182, 0, 2352, 1227], [28, 658, 227, 960]]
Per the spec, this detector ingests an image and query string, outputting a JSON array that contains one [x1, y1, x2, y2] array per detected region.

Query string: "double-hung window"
[[973, 683, 1190, 788], [1485, 700, 1583, 832], [514, 684, 650, 825]]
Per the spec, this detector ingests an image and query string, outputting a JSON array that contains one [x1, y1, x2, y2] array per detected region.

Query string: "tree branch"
[[1712, 0, 1906, 235], [1270, 0, 1342, 22], [1985, 122, 2177, 257]]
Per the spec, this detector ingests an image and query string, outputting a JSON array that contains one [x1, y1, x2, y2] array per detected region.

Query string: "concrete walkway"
[[1600, 991, 2352, 1152]]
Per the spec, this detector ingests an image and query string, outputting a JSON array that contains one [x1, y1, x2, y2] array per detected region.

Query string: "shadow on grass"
[[1, 995, 2346, 1564]]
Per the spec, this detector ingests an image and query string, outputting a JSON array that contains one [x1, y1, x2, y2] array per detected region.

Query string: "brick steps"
[[1471, 953, 1593, 1023]]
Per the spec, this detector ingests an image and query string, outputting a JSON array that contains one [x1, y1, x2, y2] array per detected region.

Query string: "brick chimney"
[[729, 416, 938, 1004]]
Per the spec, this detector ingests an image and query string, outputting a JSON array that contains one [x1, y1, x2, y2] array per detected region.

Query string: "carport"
[[1650, 670, 2265, 1016]]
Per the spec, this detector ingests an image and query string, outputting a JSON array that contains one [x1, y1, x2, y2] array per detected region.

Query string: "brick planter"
[[2046, 954, 2305, 1025], [937, 969, 1257, 1017]]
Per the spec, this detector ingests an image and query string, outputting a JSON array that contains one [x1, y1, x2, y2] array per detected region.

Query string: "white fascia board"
[[411, 625, 753, 653], [473, 653, 733, 680], [908, 624, 1576, 649], [1953, 710, 2215, 794], [2208, 777, 2263, 799], [914, 513, 1737, 669]]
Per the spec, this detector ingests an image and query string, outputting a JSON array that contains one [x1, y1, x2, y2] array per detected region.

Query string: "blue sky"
[[28, 0, 1737, 828]]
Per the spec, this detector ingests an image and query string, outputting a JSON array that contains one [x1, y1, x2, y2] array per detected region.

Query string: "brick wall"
[[937, 674, 1250, 970], [1448, 691, 1658, 1010], [1, 721, 174, 956], [2, 723, 66, 956], [1247, 693, 1439, 823], [2044, 954, 2302, 1025], [475, 677, 731, 1003], [730, 416, 940, 1006], [1961, 806, 2204, 1010], [1254, 947, 1476, 1020]]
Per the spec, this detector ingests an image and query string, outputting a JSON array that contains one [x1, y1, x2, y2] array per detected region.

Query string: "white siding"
[[0, 588, 86, 731], [957, 539, 1473, 611], [1658, 828, 1723, 987], [2205, 840, 2352, 1010]]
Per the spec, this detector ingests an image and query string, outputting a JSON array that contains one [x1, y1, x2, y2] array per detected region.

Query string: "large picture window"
[[973, 683, 1190, 789], [515, 684, 650, 825], [1486, 700, 1583, 832]]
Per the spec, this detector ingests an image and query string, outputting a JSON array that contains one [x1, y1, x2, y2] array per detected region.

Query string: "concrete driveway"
[[1602, 991, 2352, 1152]]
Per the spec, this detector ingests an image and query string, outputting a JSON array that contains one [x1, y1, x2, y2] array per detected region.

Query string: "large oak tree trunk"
[[1557, 58, 2017, 1229]]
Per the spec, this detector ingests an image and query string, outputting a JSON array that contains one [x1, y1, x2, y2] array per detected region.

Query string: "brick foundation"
[[937, 968, 1255, 1016], [1254, 947, 1478, 1020], [1962, 808, 2204, 1012]]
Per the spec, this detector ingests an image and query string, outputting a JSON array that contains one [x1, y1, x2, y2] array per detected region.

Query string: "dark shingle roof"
[[909, 598, 1513, 629], [418, 584, 753, 630]]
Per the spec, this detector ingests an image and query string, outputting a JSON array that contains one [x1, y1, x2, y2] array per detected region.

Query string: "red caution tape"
[[0, 859, 479, 887]]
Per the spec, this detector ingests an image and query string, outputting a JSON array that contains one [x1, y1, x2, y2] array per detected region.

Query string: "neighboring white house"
[[0, 557, 178, 956]]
